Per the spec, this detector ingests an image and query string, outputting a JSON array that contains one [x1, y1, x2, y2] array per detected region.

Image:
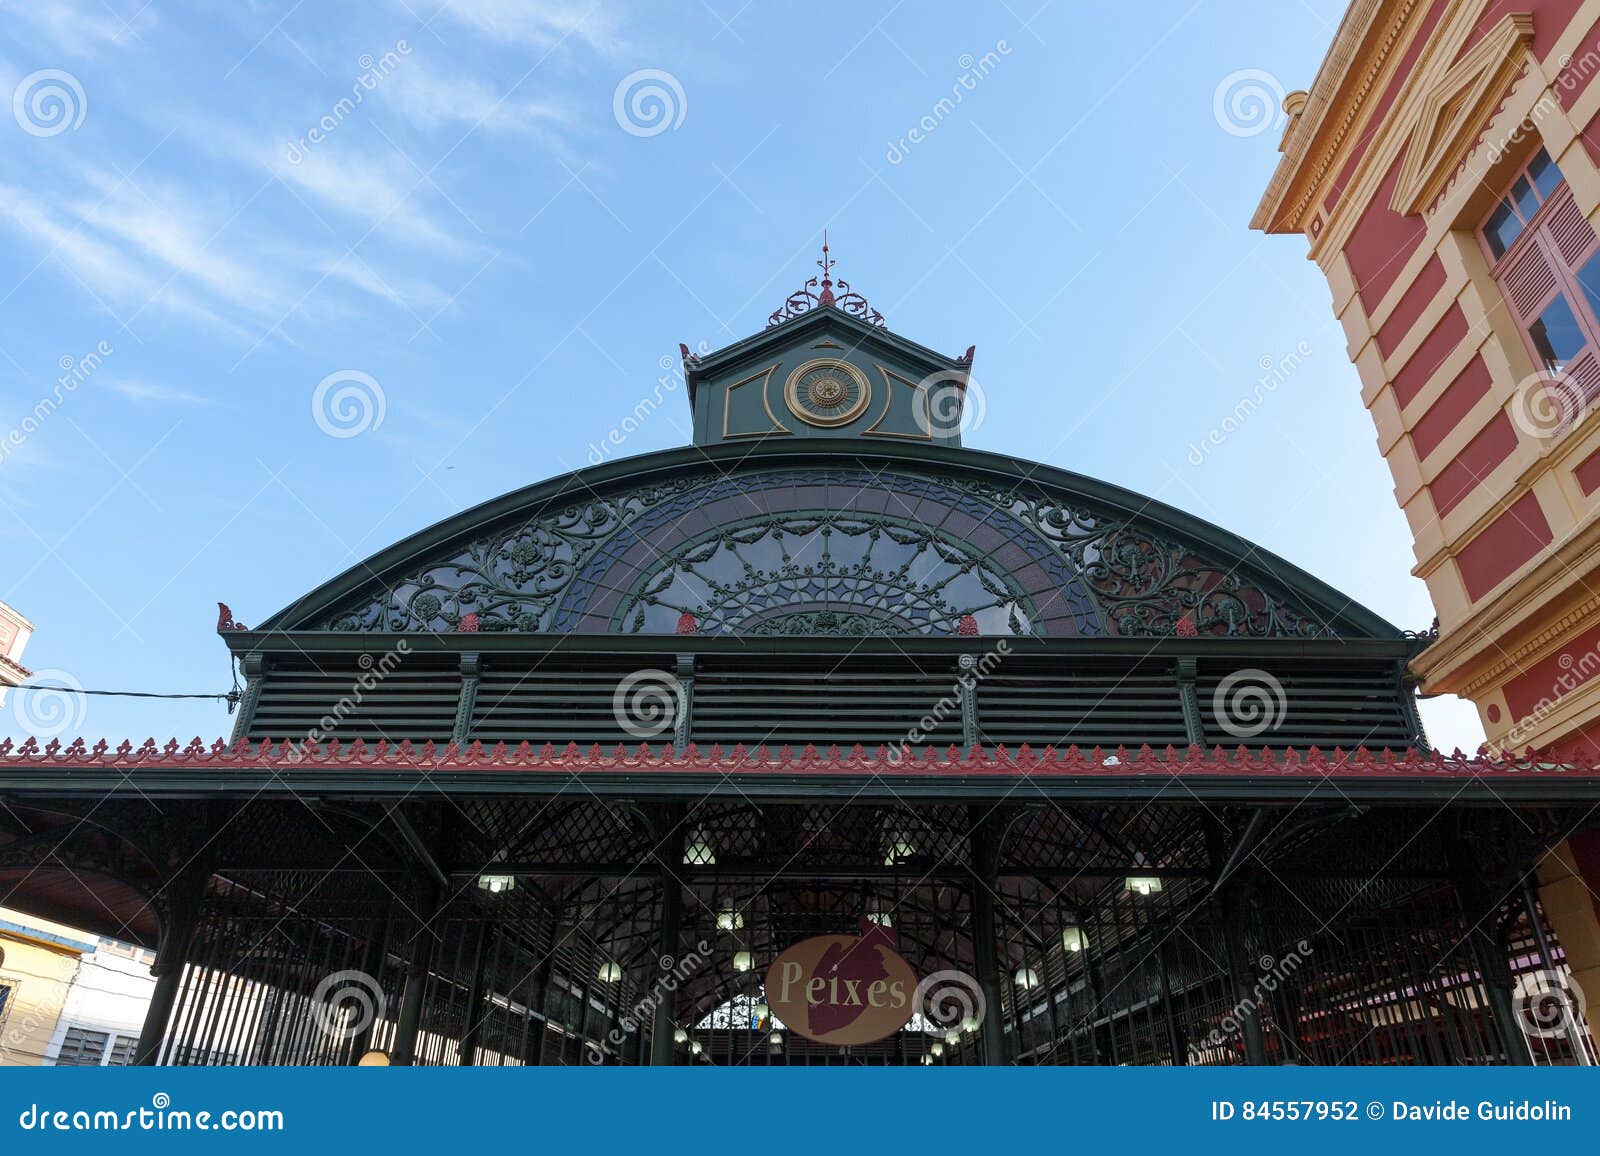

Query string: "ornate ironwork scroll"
[[768, 236, 885, 328], [317, 463, 1336, 639]]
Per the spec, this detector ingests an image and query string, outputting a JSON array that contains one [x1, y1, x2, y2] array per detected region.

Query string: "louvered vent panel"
[[1546, 189, 1596, 266], [247, 658, 459, 744], [691, 659, 964, 751], [472, 659, 659, 747], [1500, 243, 1557, 317], [975, 664, 1189, 749], [1562, 351, 1600, 423], [1196, 662, 1414, 749]]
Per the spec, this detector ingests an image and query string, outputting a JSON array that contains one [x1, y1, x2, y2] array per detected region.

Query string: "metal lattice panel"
[[305, 459, 1351, 639]]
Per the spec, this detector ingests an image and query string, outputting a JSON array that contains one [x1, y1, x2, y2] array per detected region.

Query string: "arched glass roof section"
[[262, 442, 1402, 641]]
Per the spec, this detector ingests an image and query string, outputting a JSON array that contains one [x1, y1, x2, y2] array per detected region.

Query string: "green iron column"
[[1447, 828, 1533, 1066], [1219, 882, 1267, 1065], [392, 882, 442, 1066], [456, 923, 492, 1067], [650, 809, 686, 1065], [968, 807, 1007, 1065], [134, 862, 209, 1065], [345, 914, 392, 1065]]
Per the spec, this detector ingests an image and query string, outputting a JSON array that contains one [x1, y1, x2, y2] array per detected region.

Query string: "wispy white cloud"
[[99, 378, 216, 406], [383, 57, 574, 139], [0, 181, 154, 301], [71, 171, 294, 319], [424, 0, 623, 54], [0, 177, 320, 340], [2, 0, 158, 56], [314, 251, 454, 314], [266, 139, 465, 253]]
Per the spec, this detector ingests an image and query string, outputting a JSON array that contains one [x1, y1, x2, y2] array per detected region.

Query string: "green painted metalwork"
[[615, 510, 1037, 636], [273, 443, 1393, 641]]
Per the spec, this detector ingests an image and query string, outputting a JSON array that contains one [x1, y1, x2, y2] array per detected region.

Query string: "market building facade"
[[0, 248, 1597, 1065]]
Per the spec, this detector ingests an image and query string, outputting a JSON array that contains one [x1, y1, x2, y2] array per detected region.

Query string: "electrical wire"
[[9, 686, 231, 701]]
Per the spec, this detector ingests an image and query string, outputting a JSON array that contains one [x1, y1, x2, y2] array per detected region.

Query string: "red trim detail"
[[1344, 157, 1428, 313], [1376, 256, 1446, 359], [216, 602, 248, 633], [457, 613, 480, 633], [1457, 491, 1553, 600], [1392, 305, 1470, 408], [2, 736, 1596, 780], [956, 614, 979, 636], [676, 612, 699, 635], [1575, 444, 1600, 494], [1429, 411, 1518, 516], [1411, 356, 1492, 460], [1502, 617, 1600, 720]]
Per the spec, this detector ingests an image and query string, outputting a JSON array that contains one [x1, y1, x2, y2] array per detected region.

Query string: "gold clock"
[[783, 358, 871, 428]]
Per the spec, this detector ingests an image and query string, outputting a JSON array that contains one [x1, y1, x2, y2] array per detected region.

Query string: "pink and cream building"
[[1255, 0, 1600, 1011]]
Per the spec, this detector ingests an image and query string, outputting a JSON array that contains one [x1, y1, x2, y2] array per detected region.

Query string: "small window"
[[1529, 148, 1563, 199], [1576, 251, 1600, 320], [1484, 146, 1600, 441], [55, 1027, 110, 1066], [107, 1036, 137, 1066], [1511, 175, 1539, 221], [1529, 295, 1587, 372], [1482, 148, 1565, 261], [1485, 201, 1524, 259]]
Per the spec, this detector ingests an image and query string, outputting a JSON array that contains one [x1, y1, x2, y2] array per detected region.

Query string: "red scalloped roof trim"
[[0, 737, 1595, 779]]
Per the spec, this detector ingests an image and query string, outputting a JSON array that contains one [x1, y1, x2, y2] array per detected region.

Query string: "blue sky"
[[0, 0, 1485, 752]]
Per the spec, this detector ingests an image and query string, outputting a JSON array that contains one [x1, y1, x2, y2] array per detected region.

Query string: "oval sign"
[[763, 924, 918, 1045]]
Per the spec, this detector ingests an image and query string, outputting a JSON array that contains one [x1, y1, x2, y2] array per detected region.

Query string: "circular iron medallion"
[[784, 358, 871, 428]]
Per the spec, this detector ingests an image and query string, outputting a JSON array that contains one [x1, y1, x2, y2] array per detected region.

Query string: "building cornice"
[[1413, 515, 1600, 694], [1252, 0, 1421, 234]]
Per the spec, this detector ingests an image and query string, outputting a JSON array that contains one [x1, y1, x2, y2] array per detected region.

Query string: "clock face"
[[784, 358, 871, 428]]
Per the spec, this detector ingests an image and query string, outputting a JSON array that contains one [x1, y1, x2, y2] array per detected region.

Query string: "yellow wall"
[[0, 909, 86, 1066]]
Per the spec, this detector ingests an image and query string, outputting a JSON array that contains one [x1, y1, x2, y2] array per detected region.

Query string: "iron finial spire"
[[767, 232, 885, 328], [816, 229, 836, 306]]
